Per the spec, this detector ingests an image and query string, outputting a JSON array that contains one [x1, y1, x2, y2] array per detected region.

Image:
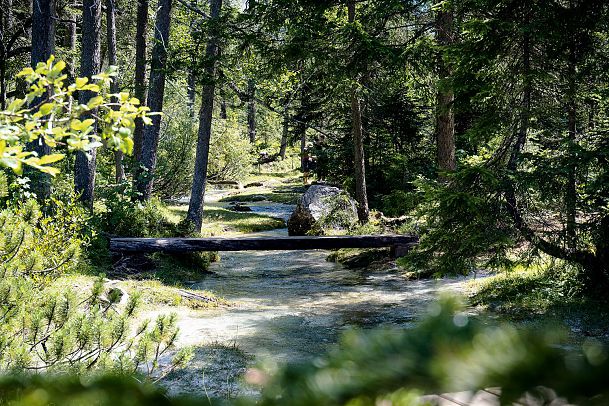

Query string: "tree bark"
[[279, 108, 289, 159], [106, 0, 125, 183], [68, 12, 77, 81], [348, 0, 369, 223], [133, 0, 149, 161], [136, 0, 172, 200], [220, 89, 227, 119], [299, 121, 306, 169], [0, 52, 5, 110], [0, 16, 6, 110], [247, 78, 256, 143], [186, 0, 222, 231], [187, 68, 196, 119], [28, 0, 55, 200], [565, 41, 577, 249], [110, 234, 419, 254], [435, 4, 456, 175], [31, 0, 54, 65], [74, 0, 101, 210]]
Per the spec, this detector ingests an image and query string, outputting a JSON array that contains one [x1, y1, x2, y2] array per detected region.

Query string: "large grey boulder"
[[287, 185, 357, 236]]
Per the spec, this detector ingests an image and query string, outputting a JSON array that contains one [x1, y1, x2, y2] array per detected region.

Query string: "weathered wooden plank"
[[110, 235, 418, 254]]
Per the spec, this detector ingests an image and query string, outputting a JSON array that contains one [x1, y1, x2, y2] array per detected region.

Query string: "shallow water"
[[159, 222, 470, 398], [157, 191, 477, 398]]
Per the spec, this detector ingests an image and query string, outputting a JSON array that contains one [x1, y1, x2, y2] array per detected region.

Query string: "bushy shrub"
[[95, 193, 178, 238], [380, 190, 419, 217], [0, 198, 87, 279], [154, 89, 198, 199], [0, 202, 191, 375], [208, 117, 254, 181], [469, 260, 586, 317], [404, 167, 515, 276], [153, 92, 255, 197]]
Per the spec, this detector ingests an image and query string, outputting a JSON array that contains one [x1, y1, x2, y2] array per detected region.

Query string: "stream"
[[161, 201, 471, 398]]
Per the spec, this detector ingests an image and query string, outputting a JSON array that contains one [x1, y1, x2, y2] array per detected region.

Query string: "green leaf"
[[87, 96, 104, 109], [39, 103, 54, 116], [37, 165, 61, 176], [37, 154, 64, 165], [75, 77, 88, 89]]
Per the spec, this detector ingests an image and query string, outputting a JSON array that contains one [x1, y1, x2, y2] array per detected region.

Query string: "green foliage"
[[380, 190, 419, 218], [154, 86, 198, 199], [252, 298, 609, 406], [0, 202, 190, 375], [0, 56, 150, 176], [0, 299, 609, 404], [208, 117, 255, 181], [404, 167, 515, 276], [0, 374, 194, 406], [469, 261, 586, 318], [96, 194, 179, 239], [0, 198, 87, 279]]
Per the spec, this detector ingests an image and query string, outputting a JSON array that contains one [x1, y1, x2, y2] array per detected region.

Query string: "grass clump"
[[468, 261, 586, 319], [168, 205, 285, 236]]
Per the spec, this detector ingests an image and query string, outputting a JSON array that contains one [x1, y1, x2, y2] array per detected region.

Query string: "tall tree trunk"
[[68, 12, 77, 80], [136, 0, 172, 200], [435, 4, 456, 175], [247, 78, 256, 143], [133, 0, 149, 161], [279, 108, 289, 159], [0, 43, 6, 110], [74, 0, 101, 210], [508, 30, 530, 171], [566, 41, 577, 248], [348, 0, 369, 223], [106, 0, 125, 183], [0, 6, 6, 109], [186, 0, 222, 231], [28, 0, 55, 200]]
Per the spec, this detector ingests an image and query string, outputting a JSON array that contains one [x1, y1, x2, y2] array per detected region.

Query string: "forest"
[[0, 0, 609, 404]]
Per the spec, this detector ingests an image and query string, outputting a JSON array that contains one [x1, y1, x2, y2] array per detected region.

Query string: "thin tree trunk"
[[0, 48, 6, 109], [348, 0, 369, 223], [247, 78, 256, 143], [29, 0, 55, 200], [187, 68, 196, 119], [279, 108, 289, 159], [74, 0, 101, 210], [136, 0, 172, 200], [0, 7, 6, 108], [508, 30, 530, 171], [68, 12, 77, 80], [299, 122, 306, 170], [106, 0, 125, 183], [220, 89, 227, 119], [133, 0, 149, 161], [566, 41, 577, 248], [186, 0, 222, 231], [435, 4, 456, 175]]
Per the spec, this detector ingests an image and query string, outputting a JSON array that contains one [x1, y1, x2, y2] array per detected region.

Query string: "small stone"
[[231, 203, 252, 212]]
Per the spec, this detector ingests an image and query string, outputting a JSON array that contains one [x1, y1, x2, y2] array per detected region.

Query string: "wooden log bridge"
[[110, 235, 418, 257]]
